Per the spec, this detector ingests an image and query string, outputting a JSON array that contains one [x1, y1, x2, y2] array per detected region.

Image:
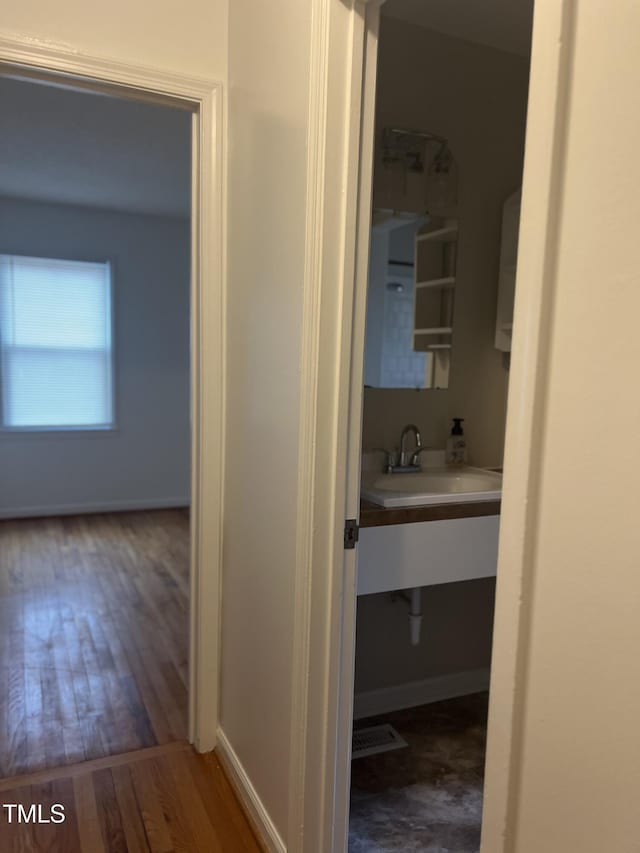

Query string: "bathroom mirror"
[[364, 214, 458, 390]]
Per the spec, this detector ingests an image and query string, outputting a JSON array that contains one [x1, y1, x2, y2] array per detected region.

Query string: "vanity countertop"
[[359, 497, 501, 527]]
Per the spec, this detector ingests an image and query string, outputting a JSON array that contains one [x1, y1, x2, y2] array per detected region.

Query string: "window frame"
[[0, 252, 117, 436]]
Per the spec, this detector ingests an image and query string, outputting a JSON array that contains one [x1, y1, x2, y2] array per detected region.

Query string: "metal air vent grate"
[[351, 723, 408, 760]]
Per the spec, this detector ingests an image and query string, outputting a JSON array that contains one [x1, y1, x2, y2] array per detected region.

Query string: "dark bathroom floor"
[[349, 692, 488, 853]]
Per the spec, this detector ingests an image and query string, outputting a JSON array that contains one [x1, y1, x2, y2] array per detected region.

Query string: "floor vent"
[[351, 724, 408, 760]]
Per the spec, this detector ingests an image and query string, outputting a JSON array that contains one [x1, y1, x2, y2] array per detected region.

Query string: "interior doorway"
[[0, 74, 192, 776], [0, 42, 223, 777], [347, 1, 534, 850]]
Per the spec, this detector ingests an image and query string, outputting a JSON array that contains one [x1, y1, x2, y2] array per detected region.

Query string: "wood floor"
[[0, 741, 263, 851], [0, 510, 190, 778]]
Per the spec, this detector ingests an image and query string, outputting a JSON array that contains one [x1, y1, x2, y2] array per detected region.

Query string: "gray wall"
[[356, 22, 530, 703], [355, 579, 496, 692], [0, 197, 190, 516]]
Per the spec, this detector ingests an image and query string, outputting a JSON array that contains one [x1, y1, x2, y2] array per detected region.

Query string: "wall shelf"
[[414, 326, 453, 336], [415, 276, 455, 290], [413, 216, 458, 386], [416, 225, 458, 244]]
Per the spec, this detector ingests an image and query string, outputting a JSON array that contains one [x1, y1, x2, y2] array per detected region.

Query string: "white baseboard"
[[353, 667, 490, 720], [216, 728, 286, 853], [0, 496, 190, 519]]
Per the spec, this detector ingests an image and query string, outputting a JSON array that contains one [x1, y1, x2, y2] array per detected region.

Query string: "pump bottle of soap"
[[446, 418, 467, 465]]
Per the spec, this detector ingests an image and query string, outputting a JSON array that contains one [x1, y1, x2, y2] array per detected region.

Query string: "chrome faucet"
[[372, 424, 425, 474], [399, 424, 422, 467]]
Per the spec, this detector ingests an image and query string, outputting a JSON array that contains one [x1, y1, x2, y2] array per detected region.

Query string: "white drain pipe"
[[391, 587, 424, 645], [408, 587, 422, 646]]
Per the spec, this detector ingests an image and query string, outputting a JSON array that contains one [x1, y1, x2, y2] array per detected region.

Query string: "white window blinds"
[[0, 255, 113, 429]]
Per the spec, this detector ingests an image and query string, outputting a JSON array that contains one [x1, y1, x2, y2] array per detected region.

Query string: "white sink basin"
[[361, 466, 502, 508]]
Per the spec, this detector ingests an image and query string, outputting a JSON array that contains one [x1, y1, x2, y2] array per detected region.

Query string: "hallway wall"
[[2, 0, 227, 82], [222, 0, 313, 843], [484, 2, 640, 850]]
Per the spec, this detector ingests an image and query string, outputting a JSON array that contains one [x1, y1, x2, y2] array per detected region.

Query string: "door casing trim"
[[0, 31, 225, 753]]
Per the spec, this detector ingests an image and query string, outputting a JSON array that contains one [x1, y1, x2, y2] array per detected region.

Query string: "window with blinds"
[[0, 255, 114, 430]]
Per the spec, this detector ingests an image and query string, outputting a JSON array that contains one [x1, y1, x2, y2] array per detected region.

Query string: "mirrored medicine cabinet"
[[364, 127, 459, 390]]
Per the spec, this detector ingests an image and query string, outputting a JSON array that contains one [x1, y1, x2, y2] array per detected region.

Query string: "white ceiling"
[[0, 76, 191, 218], [383, 0, 534, 58]]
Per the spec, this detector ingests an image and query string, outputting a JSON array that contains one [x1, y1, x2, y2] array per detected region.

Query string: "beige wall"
[[222, 0, 313, 843], [486, 2, 640, 850], [2, 0, 227, 80], [363, 20, 530, 467], [356, 21, 530, 700]]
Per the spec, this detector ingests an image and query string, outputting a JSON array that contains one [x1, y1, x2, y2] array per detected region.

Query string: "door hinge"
[[344, 519, 359, 550]]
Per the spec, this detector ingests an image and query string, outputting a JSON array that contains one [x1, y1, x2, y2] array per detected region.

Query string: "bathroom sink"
[[361, 467, 502, 508]]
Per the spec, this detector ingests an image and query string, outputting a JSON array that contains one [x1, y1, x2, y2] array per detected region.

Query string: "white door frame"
[[0, 34, 224, 753], [480, 1, 575, 848], [292, 0, 575, 850], [286, 1, 382, 849]]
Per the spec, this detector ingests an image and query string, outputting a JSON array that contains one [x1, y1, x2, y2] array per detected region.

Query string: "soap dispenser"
[[446, 418, 467, 465]]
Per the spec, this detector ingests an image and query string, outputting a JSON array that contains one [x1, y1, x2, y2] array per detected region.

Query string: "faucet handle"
[[409, 446, 431, 467], [372, 447, 396, 473]]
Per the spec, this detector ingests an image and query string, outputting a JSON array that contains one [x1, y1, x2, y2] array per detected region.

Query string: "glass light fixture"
[[379, 128, 458, 216], [426, 143, 458, 214]]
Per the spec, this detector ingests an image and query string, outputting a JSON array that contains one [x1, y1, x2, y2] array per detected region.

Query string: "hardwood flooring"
[[0, 510, 190, 779], [0, 741, 263, 851]]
